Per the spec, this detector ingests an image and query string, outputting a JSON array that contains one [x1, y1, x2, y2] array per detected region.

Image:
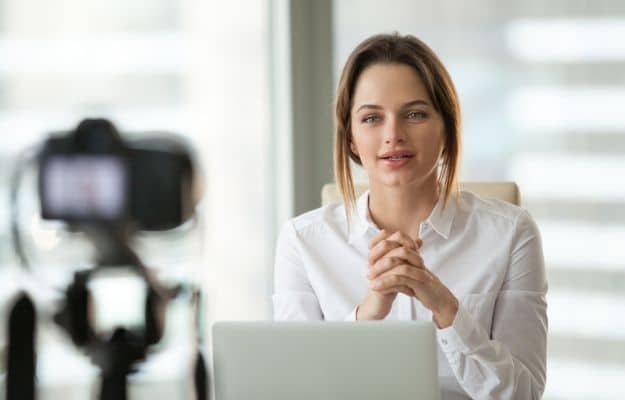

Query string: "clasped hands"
[[356, 230, 458, 329]]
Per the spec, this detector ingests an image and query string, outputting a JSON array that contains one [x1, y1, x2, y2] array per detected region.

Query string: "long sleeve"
[[437, 210, 548, 399], [272, 221, 324, 320], [272, 220, 361, 321]]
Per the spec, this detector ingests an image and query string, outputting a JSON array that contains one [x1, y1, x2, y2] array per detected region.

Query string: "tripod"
[[5, 228, 208, 400]]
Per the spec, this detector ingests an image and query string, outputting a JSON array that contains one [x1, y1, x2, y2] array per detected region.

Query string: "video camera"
[[39, 118, 196, 230], [6, 118, 207, 400]]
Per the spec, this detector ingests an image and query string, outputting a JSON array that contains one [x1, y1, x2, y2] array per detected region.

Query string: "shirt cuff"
[[436, 303, 473, 354], [344, 305, 358, 321]]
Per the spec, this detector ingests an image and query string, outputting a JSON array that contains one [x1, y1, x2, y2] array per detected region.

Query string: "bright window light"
[[546, 359, 625, 400], [540, 220, 625, 271], [0, 33, 185, 75], [508, 87, 625, 132], [548, 290, 625, 339], [506, 19, 625, 62], [510, 153, 625, 202]]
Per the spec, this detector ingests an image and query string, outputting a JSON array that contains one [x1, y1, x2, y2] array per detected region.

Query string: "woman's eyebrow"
[[356, 100, 430, 113], [401, 99, 430, 108], [355, 104, 383, 112]]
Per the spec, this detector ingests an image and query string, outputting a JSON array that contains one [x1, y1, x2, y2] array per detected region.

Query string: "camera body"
[[38, 118, 195, 231]]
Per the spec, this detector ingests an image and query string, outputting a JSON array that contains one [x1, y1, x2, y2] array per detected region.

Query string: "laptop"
[[212, 321, 441, 400]]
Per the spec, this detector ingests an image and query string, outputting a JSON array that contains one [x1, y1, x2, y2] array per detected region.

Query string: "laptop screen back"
[[212, 321, 441, 400]]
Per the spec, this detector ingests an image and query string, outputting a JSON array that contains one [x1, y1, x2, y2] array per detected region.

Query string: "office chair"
[[321, 182, 520, 207]]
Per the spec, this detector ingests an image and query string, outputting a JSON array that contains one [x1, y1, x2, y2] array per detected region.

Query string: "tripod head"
[[54, 227, 177, 400]]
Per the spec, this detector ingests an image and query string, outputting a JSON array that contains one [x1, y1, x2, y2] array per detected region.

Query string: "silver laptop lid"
[[212, 321, 441, 400]]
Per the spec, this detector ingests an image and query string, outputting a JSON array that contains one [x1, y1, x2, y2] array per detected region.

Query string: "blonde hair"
[[334, 33, 462, 220]]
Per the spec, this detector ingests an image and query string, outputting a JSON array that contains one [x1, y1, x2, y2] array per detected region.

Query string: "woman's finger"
[[387, 231, 417, 251], [368, 231, 418, 267], [368, 239, 401, 266], [370, 267, 431, 290], [368, 255, 403, 278], [375, 285, 415, 297], [368, 246, 425, 279], [368, 229, 391, 250]]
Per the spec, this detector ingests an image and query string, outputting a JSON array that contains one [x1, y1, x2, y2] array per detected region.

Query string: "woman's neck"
[[368, 176, 439, 240]]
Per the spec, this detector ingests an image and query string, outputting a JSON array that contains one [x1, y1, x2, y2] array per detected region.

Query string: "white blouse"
[[273, 190, 548, 400]]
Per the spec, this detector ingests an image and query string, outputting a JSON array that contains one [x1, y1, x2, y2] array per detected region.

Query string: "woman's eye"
[[407, 111, 427, 120], [362, 115, 379, 123]]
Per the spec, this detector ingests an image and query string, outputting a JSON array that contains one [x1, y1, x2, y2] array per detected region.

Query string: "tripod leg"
[[99, 372, 127, 400], [6, 293, 36, 400], [194, 350, 208, 400]]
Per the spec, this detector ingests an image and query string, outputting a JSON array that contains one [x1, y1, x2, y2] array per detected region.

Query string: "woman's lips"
[[379, 155, 414, 169]]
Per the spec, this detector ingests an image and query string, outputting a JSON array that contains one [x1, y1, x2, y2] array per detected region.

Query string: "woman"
[[273, 33, 547, 400]]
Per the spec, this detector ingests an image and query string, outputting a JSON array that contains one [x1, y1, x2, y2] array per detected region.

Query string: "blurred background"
[[0, 0, 624, 399]]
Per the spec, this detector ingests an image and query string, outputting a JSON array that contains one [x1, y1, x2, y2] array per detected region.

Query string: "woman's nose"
[[384, 117, 406, 144]]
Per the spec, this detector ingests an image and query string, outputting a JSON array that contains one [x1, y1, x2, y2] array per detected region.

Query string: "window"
[[0, 0, 273, 394], [334, 1, 625, 398]]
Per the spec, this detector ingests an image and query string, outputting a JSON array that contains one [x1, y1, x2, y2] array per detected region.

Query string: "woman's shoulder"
[[285, 202, 348, 235], [455, 190, 541, 253], [458, 189, 529, 223]]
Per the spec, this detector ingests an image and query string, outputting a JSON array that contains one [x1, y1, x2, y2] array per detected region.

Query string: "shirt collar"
[[347, 189, 457, 244], [427, 193, 456, 239], [347, 191, 371, 245]]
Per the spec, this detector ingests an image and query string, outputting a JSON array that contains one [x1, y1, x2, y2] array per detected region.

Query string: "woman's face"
[[350, 63, 445, 189]]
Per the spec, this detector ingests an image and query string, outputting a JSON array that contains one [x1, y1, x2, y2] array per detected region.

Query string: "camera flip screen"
[[42, 155, 127, 220]]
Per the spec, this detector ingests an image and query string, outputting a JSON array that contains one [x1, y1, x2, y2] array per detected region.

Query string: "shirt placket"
[[396, 293, 411, 320]]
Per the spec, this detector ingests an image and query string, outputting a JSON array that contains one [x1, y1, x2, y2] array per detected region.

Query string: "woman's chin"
[[370, 170, 434, 189], [378, 174, 420, 188]]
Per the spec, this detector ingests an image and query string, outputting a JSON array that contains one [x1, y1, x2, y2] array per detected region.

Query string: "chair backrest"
[[321, 181, 520, 206]]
